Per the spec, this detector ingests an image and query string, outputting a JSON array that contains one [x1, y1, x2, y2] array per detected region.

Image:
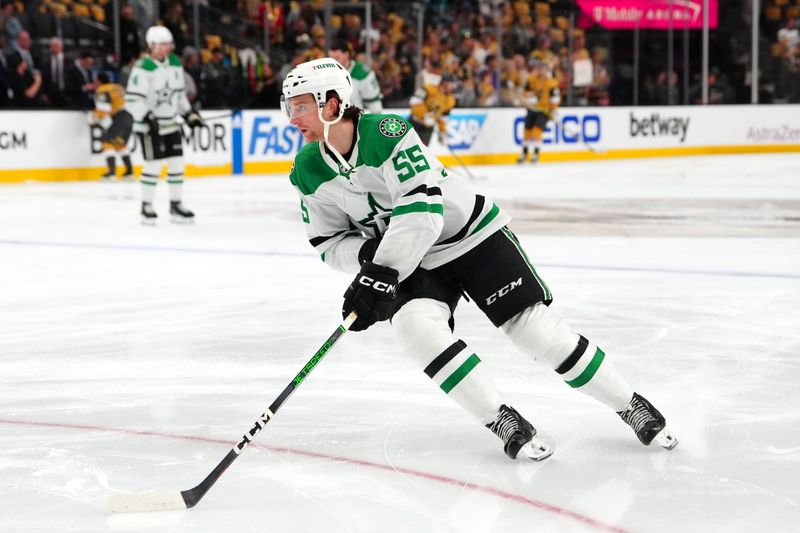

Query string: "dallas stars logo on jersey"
[[379, 118, 407, 138]]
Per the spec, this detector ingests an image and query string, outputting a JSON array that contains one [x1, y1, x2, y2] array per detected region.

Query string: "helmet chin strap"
[[319, 108, 353, 173]]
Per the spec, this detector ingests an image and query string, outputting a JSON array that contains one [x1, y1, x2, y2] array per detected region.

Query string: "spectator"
[[6, 31, 42, 107], [182, 46, 200, 105], [0, 35, 9, 106], [64, 51, 96, 109], [119, 4, 143, 65], [200, 48, 231, 108], [589, 47, 610, 106], [249, 60, 280, 108], [163, 1, 188, 55], [778, 18, 800, 60], [41, 37, 68, 107], [653, 70, 679, 105], [1, 0, 22, 49], [689, 70, 735, 104], [707, 71, 736, 104]]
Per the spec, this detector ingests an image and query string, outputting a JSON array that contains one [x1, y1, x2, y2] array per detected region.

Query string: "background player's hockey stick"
[[560, 122, 606, 154], [445, 145, 487, 180], [108, 311, 358, 513]]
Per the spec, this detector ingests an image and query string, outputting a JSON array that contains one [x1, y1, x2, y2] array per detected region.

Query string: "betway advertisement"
[[1, 105, 799, 182]]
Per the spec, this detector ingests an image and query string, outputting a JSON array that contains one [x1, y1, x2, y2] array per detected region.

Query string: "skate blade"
[[519, 438, 553, 461], [654, 427, 678, 450], [170, 215, 195, 225], [141, 217, 157, 226]]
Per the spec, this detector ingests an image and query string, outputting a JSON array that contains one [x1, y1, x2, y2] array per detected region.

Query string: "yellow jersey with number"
[[94, 83, 127, 119], [409, 85, 456, 131], [524, 74, 560, 114]]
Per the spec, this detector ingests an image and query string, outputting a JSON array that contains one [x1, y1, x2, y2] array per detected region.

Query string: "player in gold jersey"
[[92, 72, 134, 180], [409, 71, 457, 147], [518, 60, 560, 164]]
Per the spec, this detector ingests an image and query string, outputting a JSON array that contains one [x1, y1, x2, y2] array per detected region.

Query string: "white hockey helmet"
[[281, 58, 353, 124], [145, 25, 174, 47]]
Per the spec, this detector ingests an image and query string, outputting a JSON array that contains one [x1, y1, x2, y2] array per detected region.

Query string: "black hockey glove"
[[342, 262, 399, 331], [183, 109, 204, 129], [357, 238, 381, 265], [144, 112, 159, 137]]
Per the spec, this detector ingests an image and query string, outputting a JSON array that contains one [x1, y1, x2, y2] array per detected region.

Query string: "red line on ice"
[[0, 418, 631, 533]]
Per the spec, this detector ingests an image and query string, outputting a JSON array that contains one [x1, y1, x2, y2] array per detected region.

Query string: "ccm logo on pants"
[[486, 277, 523, 306]]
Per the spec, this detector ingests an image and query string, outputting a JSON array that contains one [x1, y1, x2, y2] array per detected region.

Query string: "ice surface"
[[1, 153, 799, 532]]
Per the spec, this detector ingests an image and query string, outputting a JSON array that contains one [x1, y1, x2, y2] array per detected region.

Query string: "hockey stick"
[[445, 145, 486, 181], [200, 111, 238, 122], [560, 123, 606, 154], [108, 311, 358, 513]]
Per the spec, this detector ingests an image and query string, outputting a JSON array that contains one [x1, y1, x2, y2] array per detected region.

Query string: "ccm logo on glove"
[[343, 262, 399, 331], [357, 275, 396, 294]]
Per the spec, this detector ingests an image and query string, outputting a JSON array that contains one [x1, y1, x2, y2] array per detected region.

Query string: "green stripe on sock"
[[440, 354, 480, 393], [140, 180, 158, 186], [565, 347, 605, 388]]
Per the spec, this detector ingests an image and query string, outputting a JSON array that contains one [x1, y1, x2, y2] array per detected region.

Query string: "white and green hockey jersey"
[[348, 61, 383, 113], [290, 114, 510, 281], [125, 53, 191, 135]]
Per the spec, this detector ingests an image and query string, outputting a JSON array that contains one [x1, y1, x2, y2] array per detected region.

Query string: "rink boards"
[[1, 105, 799, 182]]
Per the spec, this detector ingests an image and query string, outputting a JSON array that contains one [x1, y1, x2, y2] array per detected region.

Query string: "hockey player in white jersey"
[[125, 25, 203, 224], [328, 39, 383, 113], [282, 58, 677, 460]]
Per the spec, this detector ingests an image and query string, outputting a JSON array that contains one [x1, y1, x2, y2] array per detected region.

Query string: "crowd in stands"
[[0, 0, 798, 110]]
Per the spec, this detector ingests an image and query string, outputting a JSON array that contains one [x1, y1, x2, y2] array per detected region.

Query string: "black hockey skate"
[[617, 393, 678, 449], [486, 405, 553, 461], [170, 201, 195, 224], [516, 152, 527, 164], [141, 202, 157, 225], [101, 170, 116, 181]]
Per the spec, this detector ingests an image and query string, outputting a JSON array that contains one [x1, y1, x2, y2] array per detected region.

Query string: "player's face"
[[286, 94, 322, 141], [150, 42, 173, 61]]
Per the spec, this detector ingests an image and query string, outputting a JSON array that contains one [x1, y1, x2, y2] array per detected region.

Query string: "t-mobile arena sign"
[[577, 0, 718, 30]]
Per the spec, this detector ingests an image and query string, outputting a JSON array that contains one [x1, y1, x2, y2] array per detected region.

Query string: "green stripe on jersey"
[[565, 347, 605, 388], [440, 354, 481, 393], [391, 202, 444, 217], [469, 203, 500, 236]]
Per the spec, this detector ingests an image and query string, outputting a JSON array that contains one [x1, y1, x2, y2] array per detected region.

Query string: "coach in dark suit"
[[40, 37, 68, 107], [6, 30, 42, 107], [63, 50, 96, 109]]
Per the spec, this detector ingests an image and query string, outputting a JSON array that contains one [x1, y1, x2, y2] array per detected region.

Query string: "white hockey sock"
[[553, 335, 633, 412], [140, 160, 162, 204], [502, 303, 634, 412], [167, 176, 183, 202], [393, 299, 502, 424], [166, 156, 185, 202]]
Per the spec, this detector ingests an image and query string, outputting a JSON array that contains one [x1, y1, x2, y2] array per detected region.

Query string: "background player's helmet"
[[145, 25, 174, 47], [281, 58, 353, 123]]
